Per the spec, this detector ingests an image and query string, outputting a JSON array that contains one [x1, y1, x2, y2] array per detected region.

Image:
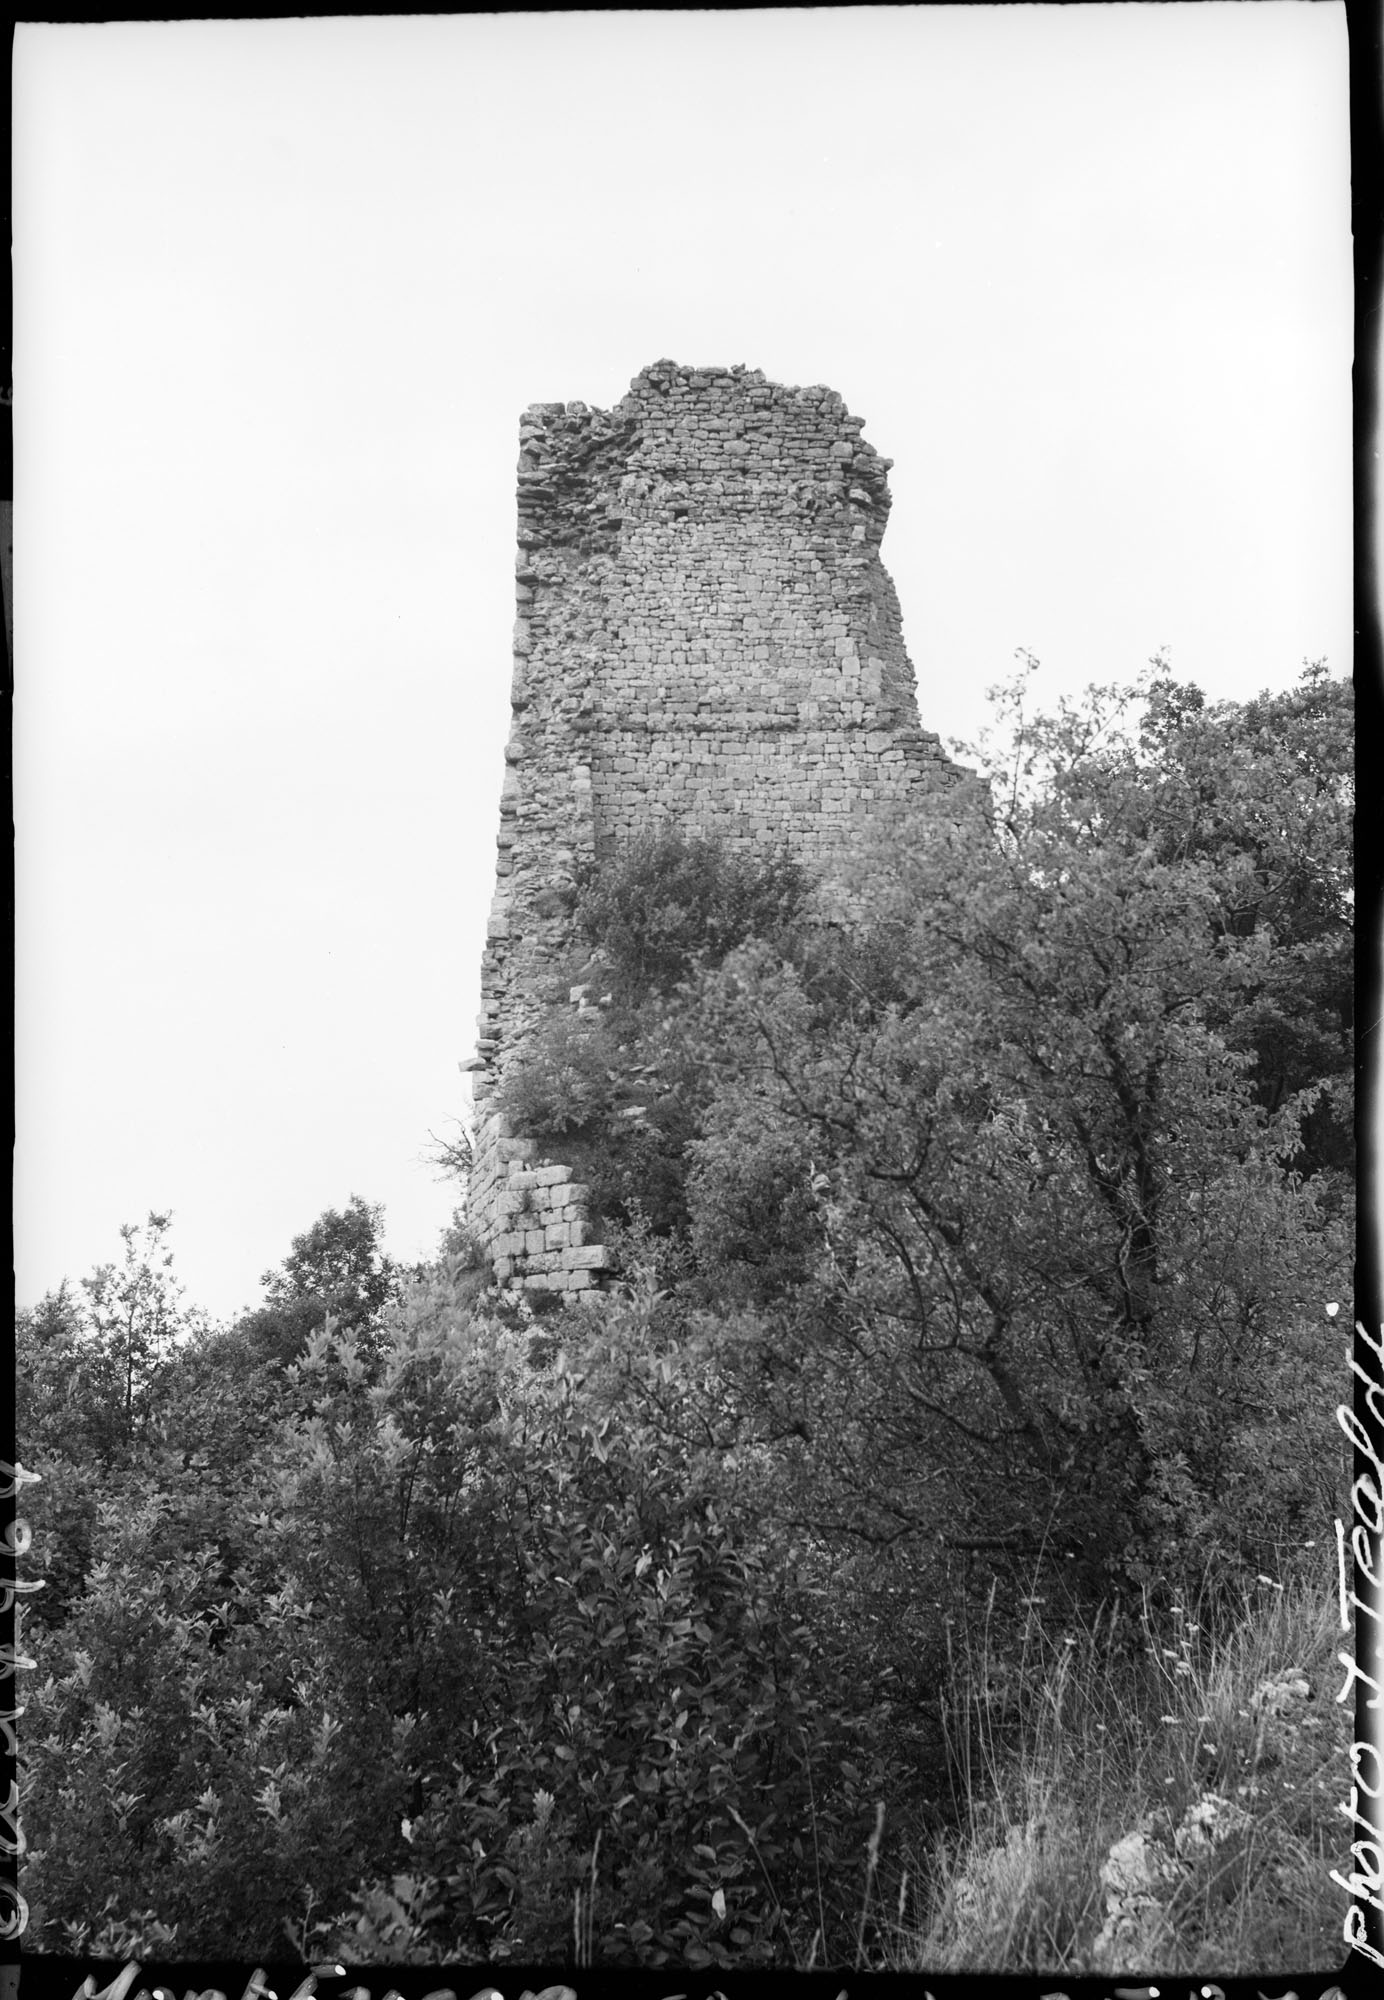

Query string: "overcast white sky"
[[15, 6, 1352, 1326]]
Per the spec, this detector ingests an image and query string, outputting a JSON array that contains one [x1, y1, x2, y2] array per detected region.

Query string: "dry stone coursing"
[[467, 360, 970, 1292]]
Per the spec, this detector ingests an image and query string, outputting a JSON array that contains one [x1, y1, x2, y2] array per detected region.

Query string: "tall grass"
[[885, 1556, 1351, 1974]]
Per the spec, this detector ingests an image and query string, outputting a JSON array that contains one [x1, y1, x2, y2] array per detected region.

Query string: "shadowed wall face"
[[468, 360, 968, 1291]]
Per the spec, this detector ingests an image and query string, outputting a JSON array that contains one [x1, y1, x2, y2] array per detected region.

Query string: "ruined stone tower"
[[467, 360, 968, 1291]]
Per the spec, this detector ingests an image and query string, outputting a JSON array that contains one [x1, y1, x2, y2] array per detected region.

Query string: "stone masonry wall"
[[466, 359, 970, 1293]]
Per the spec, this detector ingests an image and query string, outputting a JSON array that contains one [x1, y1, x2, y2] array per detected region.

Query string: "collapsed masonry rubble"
[[466, 359, 969, 1293]]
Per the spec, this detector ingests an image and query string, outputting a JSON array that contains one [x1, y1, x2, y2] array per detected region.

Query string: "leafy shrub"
[[21, 1453, 100, 1631], [18, 672, 1351, 1973], [496, 994, 704, 1238], [499, 1009, 621, 1139], [270, 1287, 891, 1966], [20, 1527, 385, 1959], [687, 1103, 824, 1306], [576, 826, 809, 1002], [496, 828, 813, 1241]]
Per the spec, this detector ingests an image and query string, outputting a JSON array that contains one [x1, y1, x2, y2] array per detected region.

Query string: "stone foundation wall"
[[466, 359, 969, 1293]]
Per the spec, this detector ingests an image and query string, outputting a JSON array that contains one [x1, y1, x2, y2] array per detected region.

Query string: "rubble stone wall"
[[467, 359, 970, 1292]]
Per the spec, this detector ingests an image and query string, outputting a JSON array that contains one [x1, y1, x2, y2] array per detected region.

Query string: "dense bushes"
[[574, 827, 809, 1002], [499, 828, 810, 1237], [21, 1279, 890, 1965], [17, 667, 1353, 1971]]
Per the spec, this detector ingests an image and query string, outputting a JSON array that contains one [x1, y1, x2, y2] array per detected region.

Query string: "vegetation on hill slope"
[[17, 661, 1354, 1971]]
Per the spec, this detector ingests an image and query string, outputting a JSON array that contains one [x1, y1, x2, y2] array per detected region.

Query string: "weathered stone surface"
[[469, 360, 971, 1292], [567, 1243, 615, 1271]]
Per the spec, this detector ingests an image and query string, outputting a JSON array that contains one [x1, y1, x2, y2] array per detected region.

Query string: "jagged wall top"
[[516, 360, 894, 559], [504, 360, 954, 862]]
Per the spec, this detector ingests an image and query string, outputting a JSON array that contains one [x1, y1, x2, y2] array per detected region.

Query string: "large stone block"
[[567, 1244, 615, 1271]]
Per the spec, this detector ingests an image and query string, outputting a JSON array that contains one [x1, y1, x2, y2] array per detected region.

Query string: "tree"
[[18, 1216, 211, 1628], [267, 1279, 887, 1966], [76, 1212, 204, 1454], [16, 1283, 113, 1628], [16, 669, 1351, 1969], [499, 829, 812, 1241], [238, 1195, 402, 1371], [574, 826, 809, 1003], [266, 1194, 399, 1320], [17, 1281, 112, 1464], [667, 665, 1351, 1596], [22, 1264, 888, 1964], [1137, 659, 1353, 1179]]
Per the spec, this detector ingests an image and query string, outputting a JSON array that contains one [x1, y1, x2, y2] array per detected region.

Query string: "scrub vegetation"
[[17, 662, 1354, 1972]]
